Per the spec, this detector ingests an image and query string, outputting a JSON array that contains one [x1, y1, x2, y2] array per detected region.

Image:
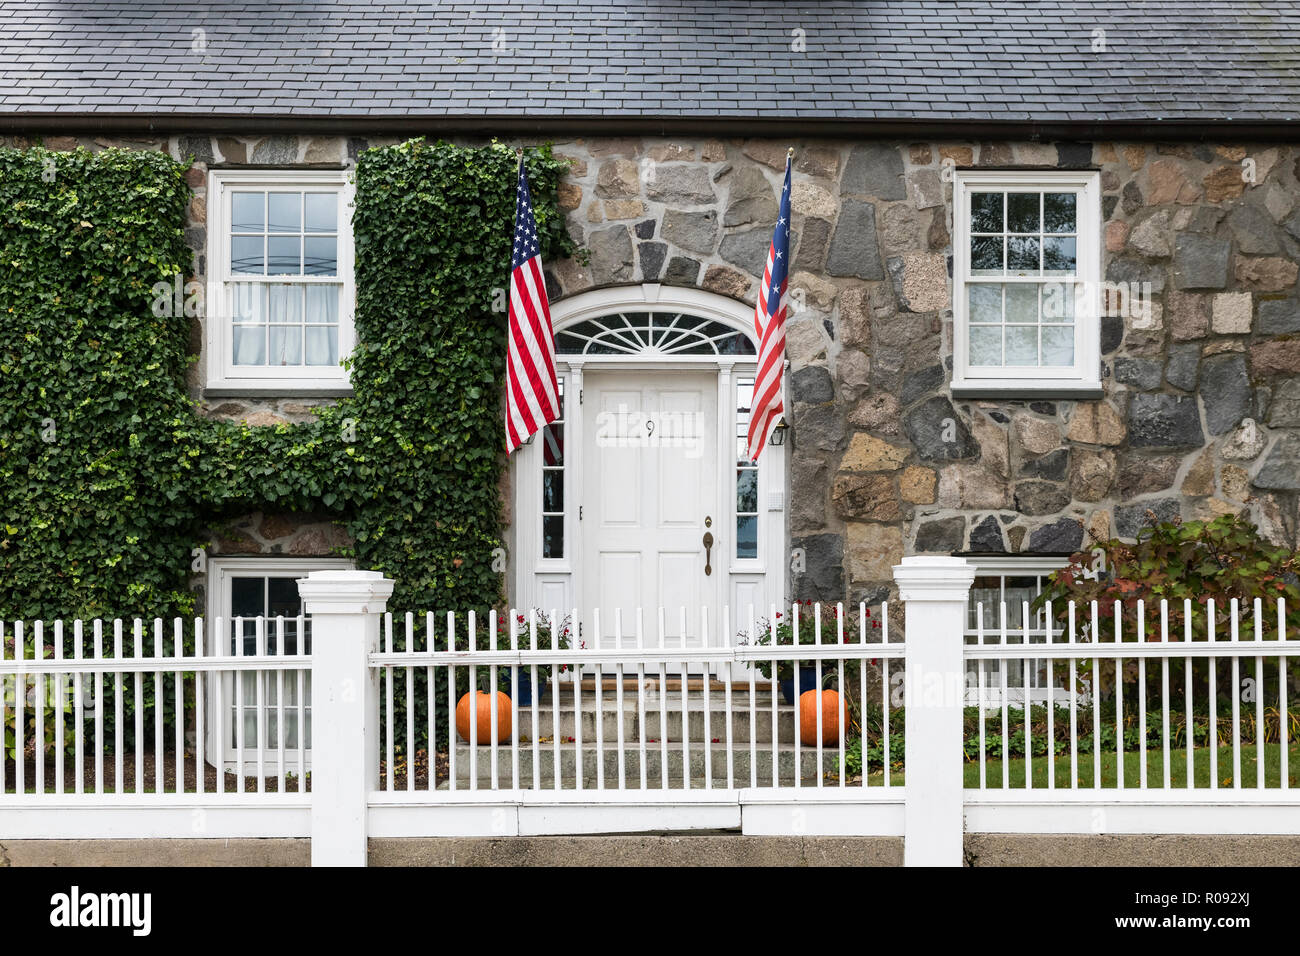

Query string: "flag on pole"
[[505, 155, 561, 455], [746, 150, 793, 462]]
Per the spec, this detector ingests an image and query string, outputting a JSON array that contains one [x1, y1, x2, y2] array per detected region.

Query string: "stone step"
[[504, 702, 800, 743], [443, 743, 850, 787]]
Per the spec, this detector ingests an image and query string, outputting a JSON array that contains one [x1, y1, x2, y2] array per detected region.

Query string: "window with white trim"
[[206, 557, 352, 771], [206, 170, 355, 392], [952, 171, 1101, 397], [964, 556, 1069, 706]]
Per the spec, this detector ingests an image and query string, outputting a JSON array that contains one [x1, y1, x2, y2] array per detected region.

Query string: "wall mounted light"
[[769, 418, 788, 446]]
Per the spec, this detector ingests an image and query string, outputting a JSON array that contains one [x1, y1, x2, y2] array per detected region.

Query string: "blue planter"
[[516, 671, 550, 707], [778, 667, 819, 706]]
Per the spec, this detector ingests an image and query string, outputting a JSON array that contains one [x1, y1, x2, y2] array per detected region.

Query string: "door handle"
[[702, 530, 714, 576]]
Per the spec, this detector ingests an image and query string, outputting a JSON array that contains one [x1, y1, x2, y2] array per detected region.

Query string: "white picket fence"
[[3, 560, 1299, 865]]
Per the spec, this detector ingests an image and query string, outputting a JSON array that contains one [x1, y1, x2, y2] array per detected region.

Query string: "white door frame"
[[511, 284, 787, 649]]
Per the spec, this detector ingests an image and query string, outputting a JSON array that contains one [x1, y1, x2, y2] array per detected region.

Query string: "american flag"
[[746, 151, 793, 462], [505, 157, 561, 454]]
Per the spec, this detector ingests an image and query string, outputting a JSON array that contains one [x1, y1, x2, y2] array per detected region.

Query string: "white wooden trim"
[[204, 168, 356, 392], [951, 169, 1102, 395]]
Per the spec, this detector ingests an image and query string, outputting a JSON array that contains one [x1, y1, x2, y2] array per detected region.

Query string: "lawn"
[[861, 743, 1300, 789]]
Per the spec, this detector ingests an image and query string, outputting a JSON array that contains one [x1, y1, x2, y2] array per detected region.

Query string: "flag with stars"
[[746, 151, 793, 462], [505, 157, 561, 455]]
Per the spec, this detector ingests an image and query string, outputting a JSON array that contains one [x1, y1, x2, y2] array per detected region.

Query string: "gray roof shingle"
[[0, 1, 1296, 126]]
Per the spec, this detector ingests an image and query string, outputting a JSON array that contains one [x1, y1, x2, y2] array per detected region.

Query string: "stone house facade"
[[5, 2, 1300, 621], [7, 128, 1298, 613]]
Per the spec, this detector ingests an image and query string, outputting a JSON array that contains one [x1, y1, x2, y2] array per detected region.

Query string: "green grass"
[[862, 743, 1300, 788]]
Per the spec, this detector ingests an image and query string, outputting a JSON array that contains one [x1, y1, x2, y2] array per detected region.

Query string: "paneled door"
[[581, 369, 721, 660]]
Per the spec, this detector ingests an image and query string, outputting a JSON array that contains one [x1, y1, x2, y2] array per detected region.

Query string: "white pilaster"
[[297, 569, 394, 867], [894, 555, 975, 867]]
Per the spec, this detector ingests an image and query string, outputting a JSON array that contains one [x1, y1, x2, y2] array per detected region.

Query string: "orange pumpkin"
[[798, 689, 845, 746], [455, 690, 513, 744]]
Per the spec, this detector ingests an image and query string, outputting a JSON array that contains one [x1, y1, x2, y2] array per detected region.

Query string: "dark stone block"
[[826, 200, 884, 280], [1055, 142, 1093, 168], [634, 219, 656, 239], [1258, 298, 1300, 335], [792, 534, 844, 603], [968, 515, 1006, 553], [1027, 518, 1084, 553], [900, 364, 945, 406], [791, 365, 834, 404], [637, 241, 666, 281], [1029, 402, 1057, 416], [1120, 181, 1143, 215], [1127, 393, 1204, 448], [840, 143, 906, 199], [1114, 357, 1163, 391], [1172, 233, 1231, 290], [903, 396, 979, 461], [1019, 448, 1069, 481], [663, 255, 700, 285], [1115, 499, 1182, 537], [1199, 354, 1253, 435], [1100, 315, 1123, 354], [1165, 343, 1200, 392], [915, 517, 966, 553], [1014, 480, 1071, 516], [177, 135, 213, 164], [1254, 433, 1300, 490]]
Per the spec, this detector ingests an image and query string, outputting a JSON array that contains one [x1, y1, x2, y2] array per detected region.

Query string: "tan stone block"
[[972, 413, 1009, 478], [1181, 449, 1215, 496], [241, 411, 290, 427], [848, 393, 900, 435], [1066, 402, 1126, 446], [1235, 257, 1299, 292], [1122, 145, 1146, 170], [899, 252, 950, 313], [741, 140, 790, 171], [1147, 159, 1189, 205], [189, 195, 206, 225], [1071, 449, 1116, 502], [701, 265, 751, 300], [791, 180, 837, 219], [1204, 164, 1247, 203], [1086, 510, 1111, 544], [1095, 143, 1118, 163], [649, 143, 694, 162], [938, 146, 973, 166], [595, 158, 640, 198], [556, 154, 587, 176], [790, 270, 837, 311], [556, 182, 582, 210], [847, 522, 904, 583], [938, 463, 1009, 509], [1013, 142, 1056, 166], [899, 466, 936, 504], [1222, 465, 1250, 502], [699, 140, 727, 162], [841, 433, 908, 472], [832, 473, 901, 521], [1014, 414, 1060, 456], [1210, 292, 1252, 333], [603, 199, 644, 219], [1105, 220, 1130, 252]]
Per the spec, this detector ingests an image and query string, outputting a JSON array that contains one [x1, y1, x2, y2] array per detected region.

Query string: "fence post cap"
[[297, 569, 395, 614], [892, 555, 976, 600]]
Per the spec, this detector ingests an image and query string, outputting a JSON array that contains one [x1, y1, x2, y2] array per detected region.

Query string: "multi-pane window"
[[207, 171, 354, 390], [228, 575, 312, 752], [953, 171, 1100, 396], [734, 378, 758, 560], [541, 378, 565, 560], [964, 560, 1067, 706]]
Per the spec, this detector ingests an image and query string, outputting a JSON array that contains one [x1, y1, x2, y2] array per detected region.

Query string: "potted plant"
[[498, 611, 577, 706], [739, 602, 861, 704]]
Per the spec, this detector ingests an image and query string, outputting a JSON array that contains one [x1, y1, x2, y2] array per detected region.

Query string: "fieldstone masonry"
[[11, 131, 1300, 605]]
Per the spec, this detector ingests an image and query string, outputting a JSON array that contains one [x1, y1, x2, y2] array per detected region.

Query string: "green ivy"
[[1, 139, 574, 753]]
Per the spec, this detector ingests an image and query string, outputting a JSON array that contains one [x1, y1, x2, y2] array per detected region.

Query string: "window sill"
[[950, 381, 1103, 401], [204, 385, 354, 399]]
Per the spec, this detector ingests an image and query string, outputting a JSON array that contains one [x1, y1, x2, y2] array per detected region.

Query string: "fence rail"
[[3, 562, 1300, 865]]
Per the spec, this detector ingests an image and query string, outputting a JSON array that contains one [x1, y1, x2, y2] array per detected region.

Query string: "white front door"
[[581, 370, 720, 655]]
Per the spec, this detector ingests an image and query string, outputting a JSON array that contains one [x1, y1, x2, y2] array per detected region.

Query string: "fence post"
[[894, 555, 974, 867], [298, 569, 395, 867]]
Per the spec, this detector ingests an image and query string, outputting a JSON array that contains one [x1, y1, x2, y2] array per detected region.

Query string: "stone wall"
[[9, 130, 1300, 606], [539, 135, 1300, 605]]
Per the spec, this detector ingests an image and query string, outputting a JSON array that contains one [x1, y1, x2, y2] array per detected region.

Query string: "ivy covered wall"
[[0, 139, 573, 626]]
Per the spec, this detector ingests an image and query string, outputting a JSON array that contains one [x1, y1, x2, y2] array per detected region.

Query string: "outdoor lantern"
[[769, 418, 788, 446]]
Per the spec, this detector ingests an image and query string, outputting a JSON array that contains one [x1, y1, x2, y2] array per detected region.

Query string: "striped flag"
[[505, 157, 561, 455], [746, 151, 793, 462]]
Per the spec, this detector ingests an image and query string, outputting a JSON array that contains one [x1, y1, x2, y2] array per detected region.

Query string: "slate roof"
[[1, 1, 1298, 128]]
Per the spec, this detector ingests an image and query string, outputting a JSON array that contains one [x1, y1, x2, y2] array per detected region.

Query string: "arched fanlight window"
[[555, 311, 756, 356]]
